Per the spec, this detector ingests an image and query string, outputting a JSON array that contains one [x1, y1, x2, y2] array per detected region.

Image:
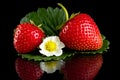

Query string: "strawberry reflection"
[[61, 54, 103, 80], [15, 54, 103, 80], [15, 57, 64, 80]]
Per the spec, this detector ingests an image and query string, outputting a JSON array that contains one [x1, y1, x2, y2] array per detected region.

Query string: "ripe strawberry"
[[59, 13, 103, 51], [13, 22, 45, 54], [61, 54, 103, 80], [15, 57, 43, 80]]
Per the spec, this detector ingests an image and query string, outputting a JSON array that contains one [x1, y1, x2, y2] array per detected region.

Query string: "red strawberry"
[[59, 13, 103, 51], [13, 22, 45, 54], [15, 57, 43, 80], [61, 54, 103, 80]]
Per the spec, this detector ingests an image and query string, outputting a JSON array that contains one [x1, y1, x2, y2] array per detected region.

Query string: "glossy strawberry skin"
[[15, 57, 43, 80], [13, 23, 45, 54], [59, 13, 103, 51], [62, 54, 103, 80]]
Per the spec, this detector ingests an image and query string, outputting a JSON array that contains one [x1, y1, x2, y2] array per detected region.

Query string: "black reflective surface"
[[1, 0, 116, 80]]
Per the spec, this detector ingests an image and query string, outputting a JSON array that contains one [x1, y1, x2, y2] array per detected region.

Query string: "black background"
[[1, 0, 116, 80]]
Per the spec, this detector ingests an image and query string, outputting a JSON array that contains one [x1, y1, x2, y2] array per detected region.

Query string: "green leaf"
[[37, 8, 56, 36], [20, 12, 41, 26], [18, 35, 110, 62], [18, 52, 75, 62], [20, 7, 66, 36]]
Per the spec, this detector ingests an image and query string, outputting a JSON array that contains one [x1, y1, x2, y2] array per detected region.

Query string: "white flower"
[[40, 60, 65, 73], [39, 36, 65, 57]]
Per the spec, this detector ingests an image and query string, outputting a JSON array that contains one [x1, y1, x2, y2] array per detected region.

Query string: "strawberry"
[[13, 22, 45, 54], [15, 57, 43, 80], [61, 54, 103, 80], [59, 13, 103, 51]]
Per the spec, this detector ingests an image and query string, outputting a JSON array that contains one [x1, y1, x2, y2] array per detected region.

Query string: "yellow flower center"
[[45, 40, 57, 52]]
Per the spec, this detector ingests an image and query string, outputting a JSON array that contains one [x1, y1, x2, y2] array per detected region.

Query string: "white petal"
[[39, 50, 54, 57], [39, 43, 44, 49], [54, 50, 63, 56], [54, 36, 60, 41], [60, 42, 65, 48]]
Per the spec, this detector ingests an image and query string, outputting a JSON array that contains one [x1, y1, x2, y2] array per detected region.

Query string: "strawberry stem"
[[57, 3, 69, 21]]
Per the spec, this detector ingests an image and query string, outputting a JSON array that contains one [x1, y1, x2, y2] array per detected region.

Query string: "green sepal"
[[69, 12, 80, 19]]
